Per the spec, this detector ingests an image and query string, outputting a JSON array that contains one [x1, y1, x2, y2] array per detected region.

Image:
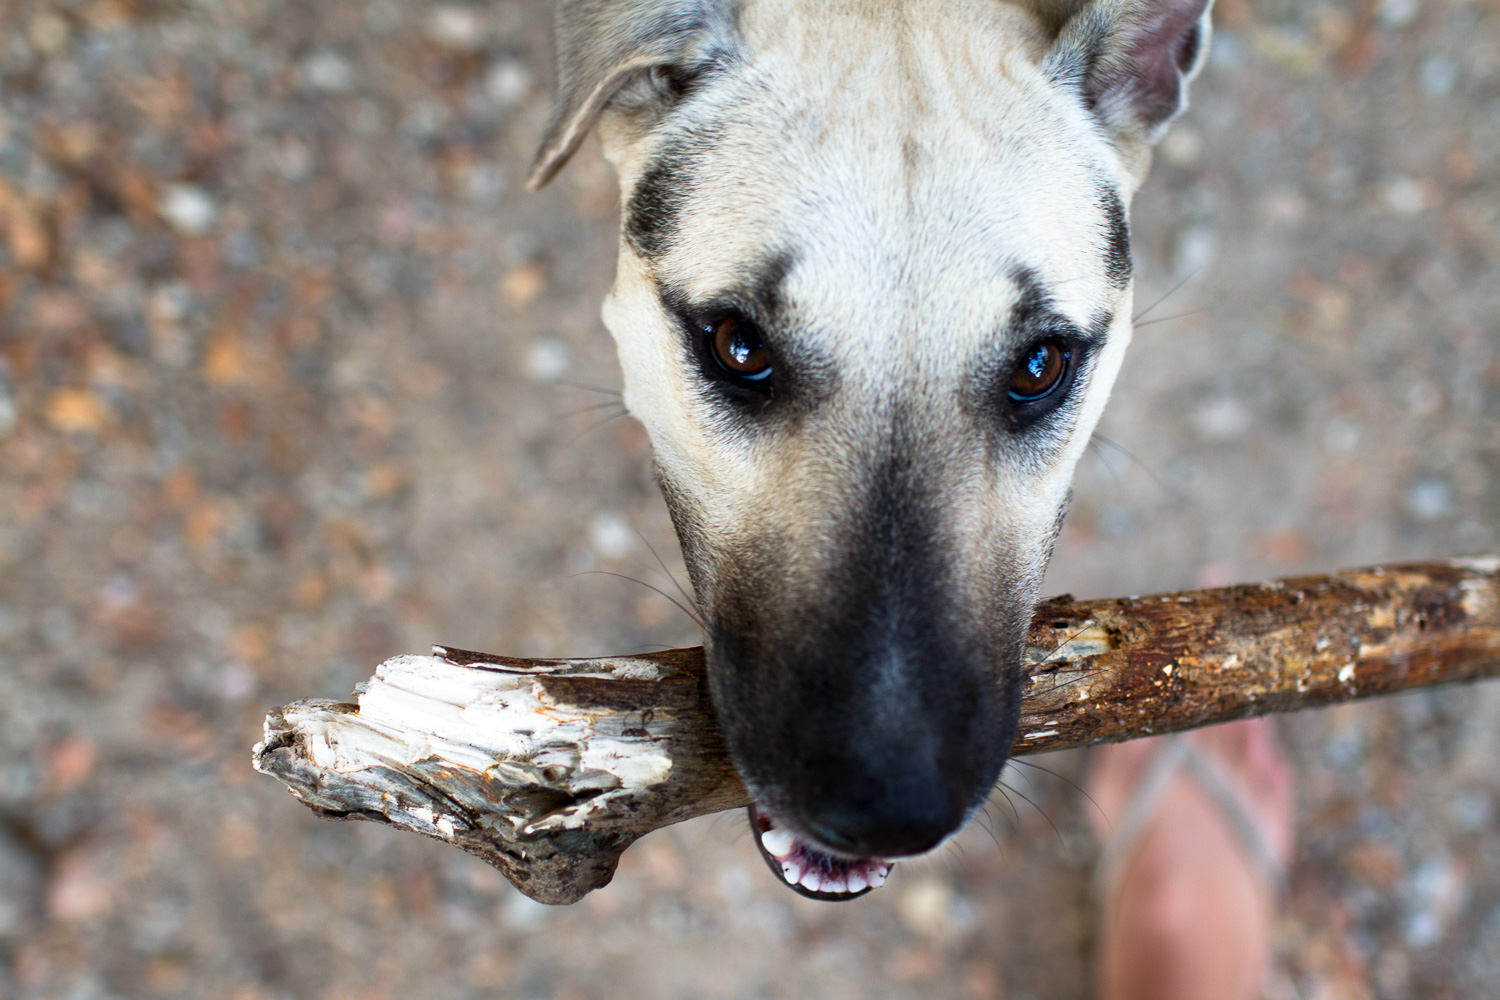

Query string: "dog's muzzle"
[[706, 617, 1022, 901]]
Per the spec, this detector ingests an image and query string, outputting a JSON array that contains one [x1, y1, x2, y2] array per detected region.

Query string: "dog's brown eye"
[[1009, 340, 1070, 402], [708, 317, 772, 382]]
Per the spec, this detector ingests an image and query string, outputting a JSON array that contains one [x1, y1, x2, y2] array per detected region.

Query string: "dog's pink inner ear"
[[1064, 0, 1213, 143], [1107, 2, 1209, 125]]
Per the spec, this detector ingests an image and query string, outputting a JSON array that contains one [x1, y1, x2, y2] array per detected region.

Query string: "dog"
[[528, 0, 1213, 900]]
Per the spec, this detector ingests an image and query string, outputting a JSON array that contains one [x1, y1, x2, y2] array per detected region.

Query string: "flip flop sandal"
[[1093, 733, 1288, 912]]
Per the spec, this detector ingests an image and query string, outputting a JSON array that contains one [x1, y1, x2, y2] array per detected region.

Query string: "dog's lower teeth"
[[760, 827, 797, 857], [750, 808, 891, 897]]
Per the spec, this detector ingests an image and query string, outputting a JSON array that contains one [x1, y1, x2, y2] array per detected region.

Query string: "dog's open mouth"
[[749, 806, 892, 900]]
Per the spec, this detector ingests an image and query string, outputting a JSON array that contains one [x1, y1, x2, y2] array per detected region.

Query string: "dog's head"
[[531, 0, 1211, 898]]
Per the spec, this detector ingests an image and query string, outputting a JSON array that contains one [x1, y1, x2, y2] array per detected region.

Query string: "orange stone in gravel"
[[183, 499, 226, 550], [47, 849, 112, 922], [46, 738, 97, 795], [45, 387, 109, 432], [203, 330, 250, 385], [0, 178, 51, 271], [499, 263, 546, 308]]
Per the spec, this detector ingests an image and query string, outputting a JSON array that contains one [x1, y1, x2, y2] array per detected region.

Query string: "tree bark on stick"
[[254, 557, 1500, 904]]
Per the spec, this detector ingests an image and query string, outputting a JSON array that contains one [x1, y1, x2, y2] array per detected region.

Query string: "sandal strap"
[[1180, 741, 1287, 897], [1093, 735, 1192, 908], [1093, 733, 1286, 910]]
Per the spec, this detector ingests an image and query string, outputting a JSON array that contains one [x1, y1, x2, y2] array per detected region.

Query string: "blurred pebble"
[[1172, 223, 1217, 277], [458, 163, 504, 204], [47, 848, 112, 921], [1448, 789, 1493, 831], [1378, 0, 1421, 29], [1194, 559, 1241, 588], [1322, 727, 1366, 768], [1406, 477, 1454, 521], [217, 662, 258, 702], [27, 12, 71, 56], [46, 388, 110, 433], [1383, 176, 1433, 215], [1258, 188, 1309, 228], [1421, 55, 1460, 97], [299, 49, 355, 94], [1191, 395, 1251, 441], [427, 6, 485, 49], [158, 184, 216, 235], [502, 889, 551, 931], [45, 738, 95, 795], [80, 0, 137, 31], [278, 138, 312, 182], [501, 263, 547, 308], [588, 510, 634, 560], [1247, 26, 1321, 76], [486, 58, 533, 108], [1157, 124, 1202, 168], [148, 281, 192, 323], [898, 876, 953, 935], [1322, 417, 1360, 455], [896, 875, 974, 940], [523, 338, 569, 381], [1405, 854, 1463, 947], [1406, 380, 1442, 417]]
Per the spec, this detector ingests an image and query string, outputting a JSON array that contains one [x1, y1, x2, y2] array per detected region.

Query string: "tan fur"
[[599, 0, 1136, 610]]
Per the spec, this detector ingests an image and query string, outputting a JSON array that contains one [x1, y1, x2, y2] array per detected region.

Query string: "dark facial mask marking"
[[1100, 186, 1131, 289], [626, 149, 697, 261]]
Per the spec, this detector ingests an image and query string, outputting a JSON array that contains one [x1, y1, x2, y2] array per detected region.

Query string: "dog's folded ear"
[[527, 0, 738, 191], [1046, 0, 1214, 146]]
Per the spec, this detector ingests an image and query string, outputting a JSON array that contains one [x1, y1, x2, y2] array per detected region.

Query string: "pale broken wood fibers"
[[254, 557, 1500, 904]]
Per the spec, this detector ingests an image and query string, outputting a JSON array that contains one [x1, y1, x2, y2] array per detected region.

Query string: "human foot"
[[1087, 719, 1294, 1000]]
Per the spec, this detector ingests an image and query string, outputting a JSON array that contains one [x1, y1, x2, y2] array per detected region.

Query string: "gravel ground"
[[0, 1, 1496, 998]]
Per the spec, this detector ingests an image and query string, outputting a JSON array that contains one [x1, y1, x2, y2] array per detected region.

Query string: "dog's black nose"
[[797, 759, 965, 858]]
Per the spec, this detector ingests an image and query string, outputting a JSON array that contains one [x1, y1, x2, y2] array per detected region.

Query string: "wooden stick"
[[254, 557, 1500, 904]]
